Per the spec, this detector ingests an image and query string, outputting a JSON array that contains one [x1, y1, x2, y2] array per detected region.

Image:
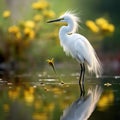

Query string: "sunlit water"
[[0, 73, 120, 120]]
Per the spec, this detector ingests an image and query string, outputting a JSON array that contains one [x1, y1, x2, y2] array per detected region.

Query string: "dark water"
[[0, 73, 120, 120]]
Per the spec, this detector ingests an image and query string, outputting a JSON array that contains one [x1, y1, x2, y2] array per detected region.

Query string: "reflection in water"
[[60, 86, 102, 120], [97, 90, 114, 111]]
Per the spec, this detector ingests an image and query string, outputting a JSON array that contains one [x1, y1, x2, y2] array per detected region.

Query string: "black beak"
[[47, 18, 63, 23]]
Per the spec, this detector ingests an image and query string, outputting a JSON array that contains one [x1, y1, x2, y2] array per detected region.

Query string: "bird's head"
[[47, 11, 80, 32], [47, 11, 79, 23]]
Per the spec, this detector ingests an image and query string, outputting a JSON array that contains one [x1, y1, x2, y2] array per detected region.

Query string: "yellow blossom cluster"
[[7, 86, 35, 105], [3, 0, 56, 43], [2, 10, 11, 18], [33, 113, 48, 120], [33, 14, 43, 22], [1, 0, 57, 61], [8, 25, 20, 34], [32, 0, 55, 20], [43, 10, 55, 18], [24, 27, 35, 40], [86, 21, 99, 33], [24, 20, 35, 29], [8, 25, 22, 39], [24, 86, 35, 104], [95, 18, 115, 33], [8, 20, 36, 41], [8, 87, 21, 100], [32, 0, 49, 10], [23, 20, 36, 40], [97, 90, 114, 111], [86, 17, 115, 35]]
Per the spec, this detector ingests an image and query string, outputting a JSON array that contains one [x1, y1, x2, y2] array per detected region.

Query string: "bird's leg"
[[79, 64, 83, 97], [79, 63, 86, 97], [82, 63, 85, 96]]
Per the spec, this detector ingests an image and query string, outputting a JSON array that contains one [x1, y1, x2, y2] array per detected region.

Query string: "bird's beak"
[[47, 18, 63, 23]]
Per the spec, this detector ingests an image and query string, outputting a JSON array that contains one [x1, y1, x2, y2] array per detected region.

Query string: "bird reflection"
[[60, 86, 102, 120]]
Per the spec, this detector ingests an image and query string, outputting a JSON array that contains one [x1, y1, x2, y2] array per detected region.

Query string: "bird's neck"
[[62, 21, 74, 33], [59, 22, 74, 39], [59, 27, 68, 43]]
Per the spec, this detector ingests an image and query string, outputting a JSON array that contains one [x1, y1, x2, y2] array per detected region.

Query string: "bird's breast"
[[60, 37, 77, 59]]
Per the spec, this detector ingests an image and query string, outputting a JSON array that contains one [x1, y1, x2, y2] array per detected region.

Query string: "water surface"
[[0, 73, 120, 120]]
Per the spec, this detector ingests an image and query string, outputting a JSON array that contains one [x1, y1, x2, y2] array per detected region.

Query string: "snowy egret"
[[60, 86, 103, 120], [47, 11, 102, 96]]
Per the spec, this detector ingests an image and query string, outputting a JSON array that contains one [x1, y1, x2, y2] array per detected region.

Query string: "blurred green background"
[[0, 0, 120, 75]]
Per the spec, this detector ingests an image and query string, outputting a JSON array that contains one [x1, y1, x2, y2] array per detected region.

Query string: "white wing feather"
[[74, 34, 102, 76]]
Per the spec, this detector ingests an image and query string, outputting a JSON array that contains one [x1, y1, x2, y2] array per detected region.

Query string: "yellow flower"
[[107, 24, 115, 32], [32, 0, 49, 10], [8, 88, 20, 100], [24, 20, 35, 29], [24, 87, 35, 105], [46, 58, 56, 74], [95, 18, 108, 27], [33, 14, 43, 22], [86, 17, 115, 35], [97, 90, 114, 111], [32, 2, 42, 10], [33, 113, 47, 120], [46, 58, 54, 65], [86, 20, 99, 33], [95, 17, 115, 33], [100, 23, 109, 31], [24, 92, 34, 104], [3, 10, 11, 18], [8, 25, 20, 34], [24, 27, 35, 39], [43, 10, 55, 18], [8, 25, 22, 39]]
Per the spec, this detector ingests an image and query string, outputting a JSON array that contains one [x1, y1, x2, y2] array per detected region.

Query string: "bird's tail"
[[87, 51, 103, 77]]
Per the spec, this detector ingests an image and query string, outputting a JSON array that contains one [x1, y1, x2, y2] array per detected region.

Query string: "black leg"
[[82, 63, 85, 96], [79, 63, 85, 97], [79, 64, 83, 97]]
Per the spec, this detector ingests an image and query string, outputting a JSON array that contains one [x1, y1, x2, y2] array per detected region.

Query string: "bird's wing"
[[74, 34, 102, 76], [74, 36, 91, 64]]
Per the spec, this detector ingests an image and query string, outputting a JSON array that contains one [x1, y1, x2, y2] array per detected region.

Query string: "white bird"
[[47, 11, 102, 96], [60, 86, 103, 120]]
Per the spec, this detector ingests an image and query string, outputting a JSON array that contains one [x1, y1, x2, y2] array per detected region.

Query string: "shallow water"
[[0, 73, 120, 120]]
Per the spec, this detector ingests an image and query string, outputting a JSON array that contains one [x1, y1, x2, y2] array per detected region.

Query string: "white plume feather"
[[60, 11, 80, 33]]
